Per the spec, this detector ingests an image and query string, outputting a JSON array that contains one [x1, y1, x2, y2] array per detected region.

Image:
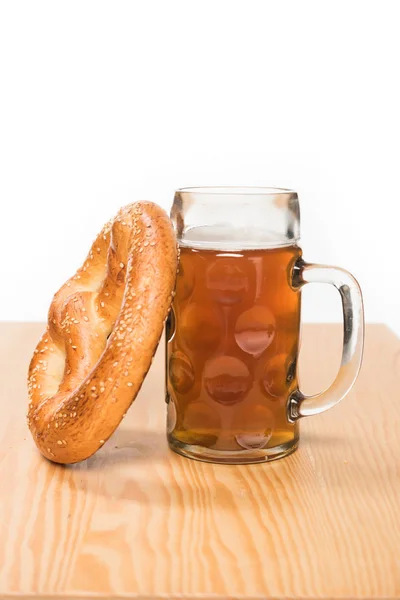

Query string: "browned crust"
[[27, 202, 177, 464]]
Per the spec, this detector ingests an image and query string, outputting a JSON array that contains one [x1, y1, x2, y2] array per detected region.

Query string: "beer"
[[166, 245, 302, 457]]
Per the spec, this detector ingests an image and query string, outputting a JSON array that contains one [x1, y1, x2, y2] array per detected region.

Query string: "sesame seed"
[[150, 241, 156, 246], [120, 262, 125, 268], [47, 448, 51, 453], [82, 307, 86, 312], [105, 292, 109, 296], [100, 387, 105, 393], [83, 316, 89, 322], [100, 301, 105, 307], [96, 247, 101, 252], [137, 304, 142, 310], [127, 382, 133, 387], [108, 377, 113, 382], [99, 440, 105, 444], [91, 386, 96, 391], [71, 345, 77, 349], [113, 361, 118, 366], [57, 440, 62, 445]]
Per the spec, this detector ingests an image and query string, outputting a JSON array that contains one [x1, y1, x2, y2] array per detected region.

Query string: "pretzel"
[[27, 202, 177, 464]]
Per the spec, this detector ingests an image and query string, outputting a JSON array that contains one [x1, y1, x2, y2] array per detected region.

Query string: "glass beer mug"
[[166, 187, 364, 464]]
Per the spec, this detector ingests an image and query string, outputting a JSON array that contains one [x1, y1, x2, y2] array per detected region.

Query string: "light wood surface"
[[0, 323, 399, 600]]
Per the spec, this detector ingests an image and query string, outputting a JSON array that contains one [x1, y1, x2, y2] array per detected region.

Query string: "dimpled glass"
[[166, 187, 364, 464]]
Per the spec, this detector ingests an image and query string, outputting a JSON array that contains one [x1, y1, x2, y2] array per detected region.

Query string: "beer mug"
[[166, 187, 364, 464]]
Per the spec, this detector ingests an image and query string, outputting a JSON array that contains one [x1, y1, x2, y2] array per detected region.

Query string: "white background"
[[0, 1, 398, 333]]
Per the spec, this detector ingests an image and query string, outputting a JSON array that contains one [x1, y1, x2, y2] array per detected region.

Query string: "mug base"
[[167, 435, 299, 465]]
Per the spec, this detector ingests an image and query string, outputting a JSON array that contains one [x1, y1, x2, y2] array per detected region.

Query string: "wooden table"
[[0, 323, 399, 599]]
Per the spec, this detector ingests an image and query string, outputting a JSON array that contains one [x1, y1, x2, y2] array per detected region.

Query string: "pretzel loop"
[[28, 202, 177, 464]]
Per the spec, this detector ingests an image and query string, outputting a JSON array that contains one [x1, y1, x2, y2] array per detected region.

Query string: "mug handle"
[[288, 260, 365, 422]]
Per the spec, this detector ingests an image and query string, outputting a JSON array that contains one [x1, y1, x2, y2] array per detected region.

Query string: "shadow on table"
[[78, 428, 348, 472], [69, 428, 170, 471], [56, 426, 396, 509]]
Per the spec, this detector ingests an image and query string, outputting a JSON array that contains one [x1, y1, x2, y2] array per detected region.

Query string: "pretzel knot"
[[27, 202, 177, 464]]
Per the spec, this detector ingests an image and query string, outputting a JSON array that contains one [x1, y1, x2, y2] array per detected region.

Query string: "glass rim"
[[176, 186, 296, 196]]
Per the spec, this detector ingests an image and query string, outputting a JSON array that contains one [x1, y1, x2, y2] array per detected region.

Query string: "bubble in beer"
[[234, 306, 275, 356], [206, 257, 249, 305], [169, 351, 195, 393], [204, 356, 251, 405], [166, 306, 176, 342], [167, 398, 177, 433], [235, 405, 275, 449], [182, 401, 221, 437], [181, 304, 223, 352], [176, 254, 195, 300], [263, 352, 292, 398]]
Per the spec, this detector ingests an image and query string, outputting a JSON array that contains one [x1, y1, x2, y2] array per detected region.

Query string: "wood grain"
[[0, 322, 399, 599]]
